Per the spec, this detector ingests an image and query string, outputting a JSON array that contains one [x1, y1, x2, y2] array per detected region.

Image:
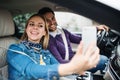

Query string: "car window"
[[55, 12, 93, 33], [13, 11, 96, 38], [13, 13, 34, 34]]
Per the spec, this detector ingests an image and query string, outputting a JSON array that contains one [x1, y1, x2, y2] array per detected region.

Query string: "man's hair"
[[38, 7, 55, 15]]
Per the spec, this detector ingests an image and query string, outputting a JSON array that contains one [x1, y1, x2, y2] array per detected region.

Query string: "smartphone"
[[82, 26, 97, 54]]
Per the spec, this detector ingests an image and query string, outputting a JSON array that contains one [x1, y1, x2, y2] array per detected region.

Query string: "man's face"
[[44, 12, 57, 32]]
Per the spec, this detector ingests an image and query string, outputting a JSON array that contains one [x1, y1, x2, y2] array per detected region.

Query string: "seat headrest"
[[0, 9, 15, 37]]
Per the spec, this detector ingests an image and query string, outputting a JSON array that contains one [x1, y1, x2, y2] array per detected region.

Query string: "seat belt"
[[60, 29, 69, 61]]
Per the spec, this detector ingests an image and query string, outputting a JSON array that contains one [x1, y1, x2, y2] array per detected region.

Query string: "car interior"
[[0, 0, 120, 80], [0, 8, 18, 79]]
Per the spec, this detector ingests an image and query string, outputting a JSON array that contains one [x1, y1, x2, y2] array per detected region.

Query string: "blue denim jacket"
[[7, 42, 59, 80]]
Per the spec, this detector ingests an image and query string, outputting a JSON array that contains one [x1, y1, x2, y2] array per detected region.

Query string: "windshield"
[[96, 0, 120, 11]]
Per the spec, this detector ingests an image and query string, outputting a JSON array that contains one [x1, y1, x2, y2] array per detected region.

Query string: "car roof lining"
[[0, 0, 120, 32]]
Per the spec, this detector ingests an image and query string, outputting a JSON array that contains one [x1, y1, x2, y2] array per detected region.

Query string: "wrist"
[[58, 63, 75, 76]]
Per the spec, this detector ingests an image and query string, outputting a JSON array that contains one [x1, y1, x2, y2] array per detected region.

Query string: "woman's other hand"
[[69, 41, 100, 74]]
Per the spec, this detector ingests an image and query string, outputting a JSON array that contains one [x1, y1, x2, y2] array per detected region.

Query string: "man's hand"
[[96, 25, 109, 31]]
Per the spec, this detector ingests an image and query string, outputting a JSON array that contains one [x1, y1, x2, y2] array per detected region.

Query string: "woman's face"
[[26, 16, 46, 43]]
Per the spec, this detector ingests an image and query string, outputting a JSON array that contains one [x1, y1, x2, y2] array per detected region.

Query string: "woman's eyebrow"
[[28, 21, 34, 23], [38, 22, 44, 24]]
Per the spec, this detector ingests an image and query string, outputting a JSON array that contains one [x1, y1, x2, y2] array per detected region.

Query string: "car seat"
[[0, 8, 18, 80]]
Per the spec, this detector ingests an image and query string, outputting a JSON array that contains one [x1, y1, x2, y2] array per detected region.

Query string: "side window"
[[55, 12, 94, 33], [13, 13, 34, 38], [13, 12, 99, 39]]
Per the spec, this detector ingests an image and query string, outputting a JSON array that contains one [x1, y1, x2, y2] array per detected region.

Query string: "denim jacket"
[[7, 42, 59, 80]]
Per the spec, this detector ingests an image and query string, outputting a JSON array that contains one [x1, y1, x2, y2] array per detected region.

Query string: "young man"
[[38, 7, 108, 73]]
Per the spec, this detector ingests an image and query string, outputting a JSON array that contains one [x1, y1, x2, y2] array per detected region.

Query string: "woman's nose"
[[33, 25, 39, 29]]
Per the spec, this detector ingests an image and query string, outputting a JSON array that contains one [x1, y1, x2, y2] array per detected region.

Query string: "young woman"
[[7, 14, 100, 80]]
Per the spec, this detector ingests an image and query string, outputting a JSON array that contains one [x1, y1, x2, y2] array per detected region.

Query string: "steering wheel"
[[97, 29, 120, 57], [97, 30, 107, 45]]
